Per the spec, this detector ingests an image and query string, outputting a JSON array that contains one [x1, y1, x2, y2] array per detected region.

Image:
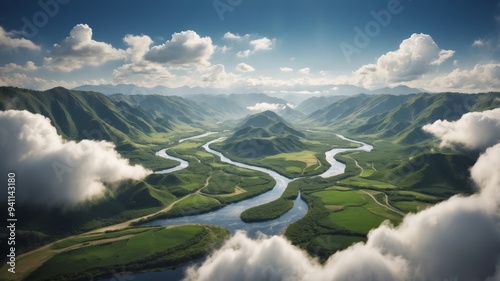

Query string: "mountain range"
[[0, 87, 224, 145]]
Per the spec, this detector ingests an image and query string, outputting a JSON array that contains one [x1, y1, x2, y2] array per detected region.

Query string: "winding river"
[[102, 132, 373, 281], [147, 133, 373, 236], [148, 137, 306, 237], [319, 134, 374, 178]]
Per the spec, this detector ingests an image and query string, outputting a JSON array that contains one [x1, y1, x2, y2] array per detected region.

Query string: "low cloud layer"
[[247, 102, 295, 112], [0, 110, 151, 207], [423, 108, 500, 150], [185, 111, 500, 281]]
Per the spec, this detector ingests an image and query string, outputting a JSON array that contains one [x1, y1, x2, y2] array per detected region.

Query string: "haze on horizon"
[[0, 0, 499, 94]]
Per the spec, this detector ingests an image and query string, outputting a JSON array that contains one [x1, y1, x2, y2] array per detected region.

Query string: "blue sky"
[[0, 0, 499, 93]]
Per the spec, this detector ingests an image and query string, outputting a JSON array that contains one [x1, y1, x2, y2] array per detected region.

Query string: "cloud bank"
[[185, 109, 500, 281], [429, 63, 500, 93], [423, 108, 500, 150], [0, 110, 151, 208]]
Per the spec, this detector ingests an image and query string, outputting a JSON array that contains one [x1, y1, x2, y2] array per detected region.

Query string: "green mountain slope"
[[296, 96, 346, 115], [0, 87, 161, 143], [184, 93, 249, 117], [307, 92, 500, 144], [221, 110, 306, 158], [384, 153, 475, 192], [109, 94, 216, 125], [0, 87, 217, 144]]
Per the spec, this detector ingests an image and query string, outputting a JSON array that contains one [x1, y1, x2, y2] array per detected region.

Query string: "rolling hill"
[[0, 87, 226, 145], [302, 92, 500, 194], [0, 86, 161, 143], [220, 110, 306, 158], [306, 92, 500, 144]]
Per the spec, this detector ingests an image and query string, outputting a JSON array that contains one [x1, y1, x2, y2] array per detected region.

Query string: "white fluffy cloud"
[[472, 39, 486, 47], [280, 67, 293, 72], [236, 50, 251, 58], [0, 26, 40, 51], [423, 108, 500, 150], [200, 64, 240, 88], [352, 33, 455, 88], [0, 110, 151, 207], [112, 34, 175, 84], [236, 63, 255, 73], [124, 34, 153, 63], [185, 142, 500, 281], [223, 32, 250, 41], [222, 32, 275, 58], [44, 24, 125, 72], [144, 30, 214, 66], [250, 37, 274, 52], [0, 61, 38, 74]]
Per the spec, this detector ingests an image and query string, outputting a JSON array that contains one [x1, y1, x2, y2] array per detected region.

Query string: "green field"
[[338, 177, 396, 189], [328, 207, 389, 233], [312, 189, 401, 233], [27, 225, 229, 281], [240, 198, 294, 222], [265, 150, 321, 174], [313, 190, 368, 206], [393, 200, 432, 213], [203, 170, 239, 194]]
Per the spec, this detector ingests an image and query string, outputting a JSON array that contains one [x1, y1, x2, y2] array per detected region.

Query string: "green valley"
[[1, 86, 499, 280]]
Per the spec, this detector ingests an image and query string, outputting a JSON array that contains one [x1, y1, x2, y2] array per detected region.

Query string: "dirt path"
[[383, 193, 406, 216], [313, 156, 323, 170], [360, 190, 406, 216], [196, 175, 212, 194], [346, 154, 364, 176]]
